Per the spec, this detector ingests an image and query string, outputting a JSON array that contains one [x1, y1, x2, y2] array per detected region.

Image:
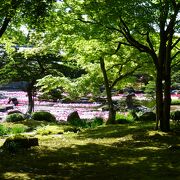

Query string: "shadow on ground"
[[0, 122, 179, 180]]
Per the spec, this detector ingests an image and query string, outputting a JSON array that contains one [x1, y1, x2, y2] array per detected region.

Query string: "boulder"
[[139, 112, 156, 121], [2, 136, 39, 152], [67, 111, 80, 122], [7, 110, 23, 115], [0, 105, 14, 112], [5, 105, 14, 111]]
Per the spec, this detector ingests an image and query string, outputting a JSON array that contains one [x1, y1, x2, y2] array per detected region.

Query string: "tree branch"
[[107, 58, 130, 72], [119, 17, 158, 68], [171, 37, 180, 50], [146, 32, 155, 52], [0, 17, 11, 38], [76, 18, 121, 33], [171, 51, 180, 61], [110, 65, 140, 89], [171, 59, 180, 68]]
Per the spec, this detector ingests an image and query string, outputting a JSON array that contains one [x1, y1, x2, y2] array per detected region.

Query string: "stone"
[[5, 105, 14, 111], [2, 136, 39, 152], [7, 110, 23, 115], [67, 111, 80, 122], [139, 112, 156, 121]]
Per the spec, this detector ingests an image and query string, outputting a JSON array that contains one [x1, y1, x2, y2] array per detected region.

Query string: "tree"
[[0, 0, 55, 39], [0, 46, 71, 113], [71, 39, 147, 124], [33, 1, 154, 123], [63, 0, 180, 132]]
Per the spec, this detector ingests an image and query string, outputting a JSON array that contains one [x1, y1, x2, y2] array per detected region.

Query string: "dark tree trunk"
[[162, 71, 171, 132], [0, 17, 11, 38], [155, 70, 164, 130], [26, 84, 34, 114], [100, 57, 116, 124], [161, 26, 173, 132]]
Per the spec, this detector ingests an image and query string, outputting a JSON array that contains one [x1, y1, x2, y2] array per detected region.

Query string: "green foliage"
[[10, 124, 28, 134], [68, 118, 88, 128], [31, 111, 56, 122], [5, 113, 25, 122], [68, 117, 104, 128], [36, 125, 64, 135], [115, 112, 134, 124], [0, 124, 9, 136], [144, 81, 156, 99], [90, 117, 104, 128], [170, 111, 180, 121], [0, 124, 28, 135], [0, 0, 55, 36], [171, 99, 180, 105]]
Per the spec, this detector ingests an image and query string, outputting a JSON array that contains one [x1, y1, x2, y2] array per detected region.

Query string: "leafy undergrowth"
[[0, 121, 180, 180]]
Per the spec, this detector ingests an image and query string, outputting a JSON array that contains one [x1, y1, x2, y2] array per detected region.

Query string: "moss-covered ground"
[[0, 121, 179, 180]]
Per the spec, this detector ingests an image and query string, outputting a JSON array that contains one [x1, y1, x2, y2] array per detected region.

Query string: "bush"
[[0, 124, 28, 136], [0, 124, 9, 135], [171, 99, 180, 105], [116, 112, 134, 124], [5, 113, 25, 122], [10, 124, 28, 134], [90, 117, 104, 128], [31, 111, 56, 122], [68, 117, 104, 128], [68, 118, 87, 128], [170, 111, 180, 121]]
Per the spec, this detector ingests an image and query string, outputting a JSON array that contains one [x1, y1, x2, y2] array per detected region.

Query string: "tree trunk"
[[26, 84, 34, 114], [161, 29, 173, 132], [155, 70, 164, 130], [162, 72, 171, 132], [100, 57, 116, 124]]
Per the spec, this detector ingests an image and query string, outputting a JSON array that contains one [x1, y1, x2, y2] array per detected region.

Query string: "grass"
[[171, 99, 180, 105], [0, 121, 180, 180]]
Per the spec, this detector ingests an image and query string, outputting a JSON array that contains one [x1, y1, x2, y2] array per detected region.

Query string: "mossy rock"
[[2, 135, 38, 152], [67, 111, 81, 123], [139, 112, 156, 121], [170, 111, 180, 121], [31, 111, 56, 122], [5, 113, 25, 122]]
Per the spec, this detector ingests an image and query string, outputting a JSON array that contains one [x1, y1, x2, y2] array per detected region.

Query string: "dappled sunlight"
[[0, 122, 179, 179], [2, 172, 31, 180]]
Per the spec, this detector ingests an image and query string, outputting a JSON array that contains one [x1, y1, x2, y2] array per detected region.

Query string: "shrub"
[[116, 112, 134, 124], [68, 118, 87, 128], [31, 111, 56, 122], [0, 124, 28, 136], [171, 99, 180, 105], [170, 111, 180, 121], [5, 113, 25, 122], [10, 124, 28, 134], [0, 124, 9, 135], [90, 117, 104, 128]]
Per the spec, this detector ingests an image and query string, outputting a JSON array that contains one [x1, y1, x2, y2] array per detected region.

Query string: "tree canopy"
[[0, 0, 179, 132]]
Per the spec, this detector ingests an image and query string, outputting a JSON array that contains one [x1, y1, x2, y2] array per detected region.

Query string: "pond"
[[0, 90, 109, 121]]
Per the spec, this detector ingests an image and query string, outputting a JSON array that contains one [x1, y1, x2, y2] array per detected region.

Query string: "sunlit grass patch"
[[0, 123, 28, 136], [2, 172, 31, 180]]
